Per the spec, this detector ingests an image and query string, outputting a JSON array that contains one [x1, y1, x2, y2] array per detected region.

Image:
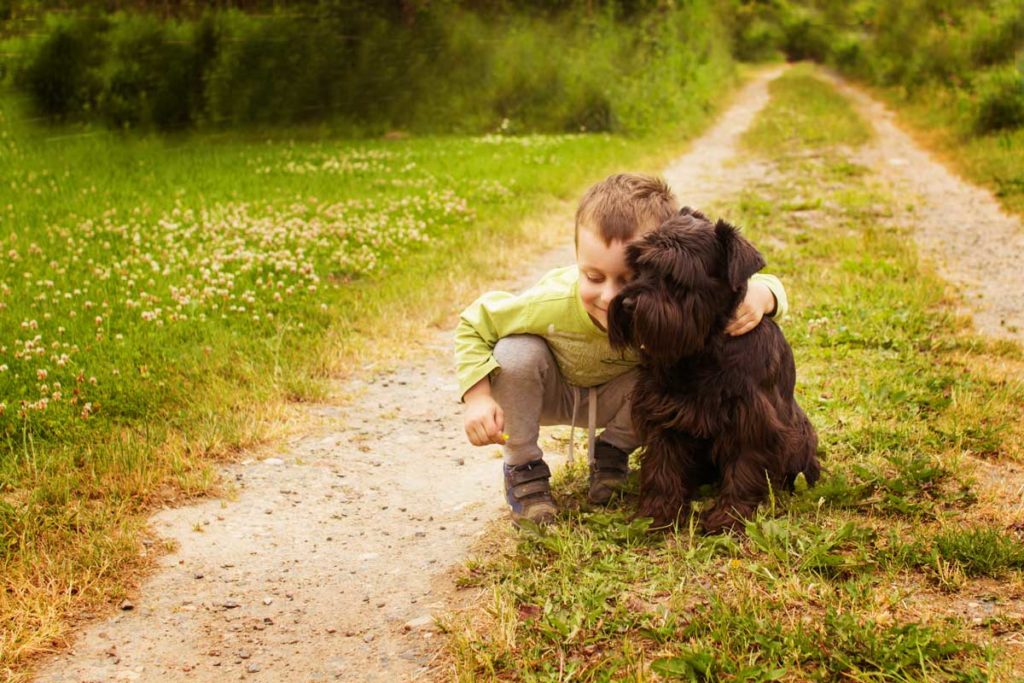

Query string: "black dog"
[[607, 208, 820, 534]]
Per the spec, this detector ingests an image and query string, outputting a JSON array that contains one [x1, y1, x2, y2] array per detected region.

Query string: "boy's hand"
[[464, 395, 506, 446], [725, 281, 777, 336]]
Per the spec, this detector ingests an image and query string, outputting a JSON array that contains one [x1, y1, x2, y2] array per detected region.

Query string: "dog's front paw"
[[700, 503, 752, 536]]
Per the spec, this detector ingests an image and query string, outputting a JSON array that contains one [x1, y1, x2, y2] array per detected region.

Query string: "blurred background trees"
[[0, 0, 735, 133], [0, 0, 1021, 135]]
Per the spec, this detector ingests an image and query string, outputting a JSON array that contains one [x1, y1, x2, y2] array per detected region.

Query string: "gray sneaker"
[[588, 440, 631, 505], [504, 460, 558, 526]]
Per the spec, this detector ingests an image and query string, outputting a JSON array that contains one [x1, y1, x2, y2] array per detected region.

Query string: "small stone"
[[363, 633, 375, 643], [238, 650, 251, 660], [262, 597, 273, 606], [246, 663, 261, 673], [194, 573, 204, 580], [263, 457, 285, 465], [403, 615, 434, 632], [223, 600, 240, 609], [326, 627, 337, 634], [455, 458, 465, 466], [119, 600, 134, 611]]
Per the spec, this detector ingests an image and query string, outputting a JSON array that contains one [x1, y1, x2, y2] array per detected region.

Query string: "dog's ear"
[[679, 206, 710, 222], [715, 219, 766, 291]]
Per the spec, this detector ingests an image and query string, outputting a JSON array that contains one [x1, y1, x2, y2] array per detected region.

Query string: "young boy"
[[454, 173, 787, 525]]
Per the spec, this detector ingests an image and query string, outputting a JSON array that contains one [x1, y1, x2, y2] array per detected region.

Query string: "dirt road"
[[32, 65, 1023, 682], [826, 73, 1024, 344]]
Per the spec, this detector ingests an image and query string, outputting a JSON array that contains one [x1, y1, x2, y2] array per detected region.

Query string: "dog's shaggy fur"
[[608, 208, 820, 534]]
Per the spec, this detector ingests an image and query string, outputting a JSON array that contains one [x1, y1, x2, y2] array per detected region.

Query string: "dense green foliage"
[[4, 1, 733, 134], [731, 0, 1024, 134]]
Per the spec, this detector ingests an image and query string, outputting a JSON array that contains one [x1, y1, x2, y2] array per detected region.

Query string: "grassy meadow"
[[0, 63, 741, 676], [443, 67, 1024, 681]]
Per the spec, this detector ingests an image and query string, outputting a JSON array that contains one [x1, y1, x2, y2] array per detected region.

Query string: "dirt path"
[[825, 72, 1024, 344], [30, 69, 787, 683]]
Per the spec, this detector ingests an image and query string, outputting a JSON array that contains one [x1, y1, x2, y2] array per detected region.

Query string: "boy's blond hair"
[[575, 173, 679, 246]]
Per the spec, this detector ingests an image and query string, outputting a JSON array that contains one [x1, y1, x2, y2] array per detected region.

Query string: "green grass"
[[442, 66, 1024, 681], [0, 63, 746, 679]]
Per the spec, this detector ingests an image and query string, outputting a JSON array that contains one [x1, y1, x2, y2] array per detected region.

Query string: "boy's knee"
[[493, 335, 554, 382]]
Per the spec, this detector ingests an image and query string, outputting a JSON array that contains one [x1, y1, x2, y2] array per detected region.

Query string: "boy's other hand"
[[464, 394, 506, 446], [725, 281, 777, 336]]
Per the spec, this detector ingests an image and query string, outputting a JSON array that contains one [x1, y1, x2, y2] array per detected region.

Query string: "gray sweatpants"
[[491, 334, 639, 467]]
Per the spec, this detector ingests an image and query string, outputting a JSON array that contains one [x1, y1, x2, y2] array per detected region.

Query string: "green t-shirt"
[[454, 265, 788, 398]]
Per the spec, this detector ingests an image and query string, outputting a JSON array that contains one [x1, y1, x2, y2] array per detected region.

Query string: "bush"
[[16, 14, 108, 120], [725, 0, 786, 63], [780, 6, 834, 63], [204, 12, 324, 126], [735, 18, 784, 61], [973, 63, 1024, 133], [99, 16, 201, 130], [14, 2, 736, 135], [967, 1, 1024, 68], [830, 32, 872, 80]]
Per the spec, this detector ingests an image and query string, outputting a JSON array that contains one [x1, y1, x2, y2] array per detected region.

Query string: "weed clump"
[[973, 64, 1024, 133]]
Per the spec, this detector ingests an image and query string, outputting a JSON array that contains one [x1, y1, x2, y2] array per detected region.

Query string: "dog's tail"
[[792, 406, 821, 487]]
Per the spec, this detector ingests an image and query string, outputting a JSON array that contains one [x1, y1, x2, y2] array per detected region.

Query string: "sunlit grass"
[[443, 66, 1024, 681]]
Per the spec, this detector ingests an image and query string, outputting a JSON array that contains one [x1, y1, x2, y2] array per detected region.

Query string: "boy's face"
[[576, 224, 634, 331]]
